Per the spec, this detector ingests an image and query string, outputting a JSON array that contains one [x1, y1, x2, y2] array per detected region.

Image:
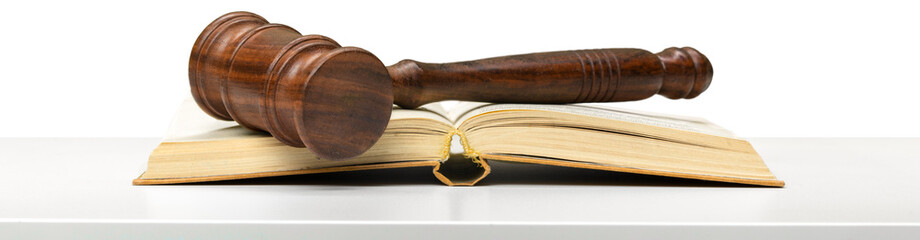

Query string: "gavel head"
[[189, 11, 393, 160]]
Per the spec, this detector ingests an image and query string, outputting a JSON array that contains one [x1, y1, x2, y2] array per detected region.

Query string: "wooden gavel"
[[189, 11, 713, 160]]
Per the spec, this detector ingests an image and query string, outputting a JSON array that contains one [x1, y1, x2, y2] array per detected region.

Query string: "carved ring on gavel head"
[[189, 11, 713, 160]]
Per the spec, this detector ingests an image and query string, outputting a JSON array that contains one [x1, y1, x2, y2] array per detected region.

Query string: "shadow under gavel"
[[189, 11, 713, 160]]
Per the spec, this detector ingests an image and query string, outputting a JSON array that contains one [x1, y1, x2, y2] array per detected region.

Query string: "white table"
[[1, 138, 918, 239]]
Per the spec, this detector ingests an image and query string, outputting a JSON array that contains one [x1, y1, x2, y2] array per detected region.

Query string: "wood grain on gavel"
[[189, 11, 713, 160]]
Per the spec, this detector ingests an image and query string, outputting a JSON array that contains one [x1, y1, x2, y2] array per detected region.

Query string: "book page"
[[412, 102, 449, 119], [446, 101, 492, 123], [164, 98, 453, 142], [454, 103, 737, 138], [163, 99, 266, 142], [394, 102, 452, 125]]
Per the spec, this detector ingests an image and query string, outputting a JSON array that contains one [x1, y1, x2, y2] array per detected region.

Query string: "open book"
[[135, 99, 783, 187]]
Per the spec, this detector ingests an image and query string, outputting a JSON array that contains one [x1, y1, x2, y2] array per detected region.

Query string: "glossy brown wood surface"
[[388, 47, 711, 108], [189, 11, 713, 160]]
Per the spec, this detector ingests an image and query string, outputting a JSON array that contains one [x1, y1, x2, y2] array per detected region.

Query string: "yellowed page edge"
[[481, 154, 784, 187], [134, 161, 440, 185]]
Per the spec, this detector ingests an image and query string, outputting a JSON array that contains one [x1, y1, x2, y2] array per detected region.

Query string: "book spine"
[[431, 129, 491, 186]]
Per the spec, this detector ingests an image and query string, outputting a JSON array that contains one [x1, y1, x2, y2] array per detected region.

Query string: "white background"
[[1, 0, 917, 138]]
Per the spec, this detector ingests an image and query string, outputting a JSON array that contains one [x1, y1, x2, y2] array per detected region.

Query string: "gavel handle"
[[387, 47, 712, 109]]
